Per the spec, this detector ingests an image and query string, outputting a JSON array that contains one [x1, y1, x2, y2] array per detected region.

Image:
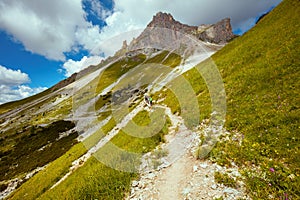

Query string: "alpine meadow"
[[0, 0, 299, 199]]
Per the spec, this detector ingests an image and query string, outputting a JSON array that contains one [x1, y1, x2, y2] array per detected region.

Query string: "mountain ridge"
[[119, 12, 235, 58], [147, 12, 198, 34], [0, 12, 236, 101], [147, 12, 235, 44]]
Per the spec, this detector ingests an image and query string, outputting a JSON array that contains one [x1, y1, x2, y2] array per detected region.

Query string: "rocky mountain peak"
[[147, 12, 197, 34], [124, 12, 236, 57], [150, 12, 175, 24]]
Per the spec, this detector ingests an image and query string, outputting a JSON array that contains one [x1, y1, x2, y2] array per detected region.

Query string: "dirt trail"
[[156, 155, 194, 200], [127, 106, 250, 200]]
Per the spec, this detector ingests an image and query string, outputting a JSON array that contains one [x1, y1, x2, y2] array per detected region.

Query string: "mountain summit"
[[125, 12, 235, 56], [147, 12, 235, 44], [147, 12, 197, 34]]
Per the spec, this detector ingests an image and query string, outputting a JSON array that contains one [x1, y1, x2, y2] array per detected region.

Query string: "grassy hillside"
[[3, 0, 299, 199], [209, 0, 299, 198], [0, 121, 78, 182], [5, 51, 173, 200]]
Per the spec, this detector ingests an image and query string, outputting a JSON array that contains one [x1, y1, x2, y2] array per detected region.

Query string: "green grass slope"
[[0, 121, 78, 182], [5, 51, 172, 200], [210, 0, 299, 198], [4, 0, 299, 199]]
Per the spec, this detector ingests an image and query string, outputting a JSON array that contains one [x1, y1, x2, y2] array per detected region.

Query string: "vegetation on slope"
[[0, 120, 78, 182], [36, 111, 170, 200], [6, 51, 174, 199], [4, 1, 299, 198], [145, 50, 181, 68], [95, 54, 147, 94], [7, 143, 87, 200], [208, 0, 299, 198]]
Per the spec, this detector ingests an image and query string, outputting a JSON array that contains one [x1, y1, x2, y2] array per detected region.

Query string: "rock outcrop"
[[147, 12, 197, 34], [128, 12, 235, 53], [198, 18, 235, 44], [143, 12, 235, 44]]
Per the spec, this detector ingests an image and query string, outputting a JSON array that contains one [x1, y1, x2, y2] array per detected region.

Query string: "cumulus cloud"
[[75, 23, 102, 53], [0, 65, 30, 86], [0, 0, 100, 61], [0, 85, 47, 105], [62, 55, 103, 77], [0, 65, 47, 104], [0, 0, 282, 63], [0, 0, 283, 104], [83, 0, 112, 20], [90, 0, 282, 56], [109, 0, 282, 32]]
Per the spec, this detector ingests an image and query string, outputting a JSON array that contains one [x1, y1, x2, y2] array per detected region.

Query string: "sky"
[[0, 0, 282, 104]]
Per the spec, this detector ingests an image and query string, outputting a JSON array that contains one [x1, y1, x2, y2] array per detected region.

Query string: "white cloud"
[[0, 65, 30, 86], [0, 65, 47, 104], [84, 0, 112, 20], [75, 22, 102, 53], [0, 85, 47, 105], [0, 0, 282, 62], [0, 0, 282, 104], [88, 0, 282, 56], [0, 0, 96, 61], [108, 0, 282, 33], [62, 55, 103, 77]]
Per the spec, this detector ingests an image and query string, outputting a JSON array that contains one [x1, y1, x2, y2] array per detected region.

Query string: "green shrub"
[[214, 171, 237, 188]]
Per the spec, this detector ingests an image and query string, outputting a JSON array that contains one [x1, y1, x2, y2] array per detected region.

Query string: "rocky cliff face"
[[147, 12, 197, 34], [198, 18, 235, 44], [144, 12, 235, 44], [126, 12, 235, 53]]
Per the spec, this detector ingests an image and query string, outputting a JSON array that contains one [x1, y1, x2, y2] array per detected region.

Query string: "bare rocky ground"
[[127, 109, 251, 200], [128, 153, 251, 200]]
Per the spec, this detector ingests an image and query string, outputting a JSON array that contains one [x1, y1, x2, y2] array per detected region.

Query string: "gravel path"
[[127, 106, 250, 200]]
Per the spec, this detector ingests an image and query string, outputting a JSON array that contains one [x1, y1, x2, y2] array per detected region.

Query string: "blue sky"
[[0, 0, 281, 104]]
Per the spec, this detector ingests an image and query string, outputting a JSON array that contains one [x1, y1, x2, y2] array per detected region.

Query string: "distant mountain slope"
[[0, 12, 234, 116]]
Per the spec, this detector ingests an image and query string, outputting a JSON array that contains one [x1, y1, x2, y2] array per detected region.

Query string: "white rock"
[[223, 188, 238, 194], [231, 170, 241, 177], [138, 182, 145, 189], [211, 184, 217, 190], [193, 165, 198, 172], [216, 165, 223, 171], [182, 187, 191, 195], [129, 190, 136, 198], [145, 172, 156, 179], [132, 181, 139, 187], [199, 163, 208, 169]]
